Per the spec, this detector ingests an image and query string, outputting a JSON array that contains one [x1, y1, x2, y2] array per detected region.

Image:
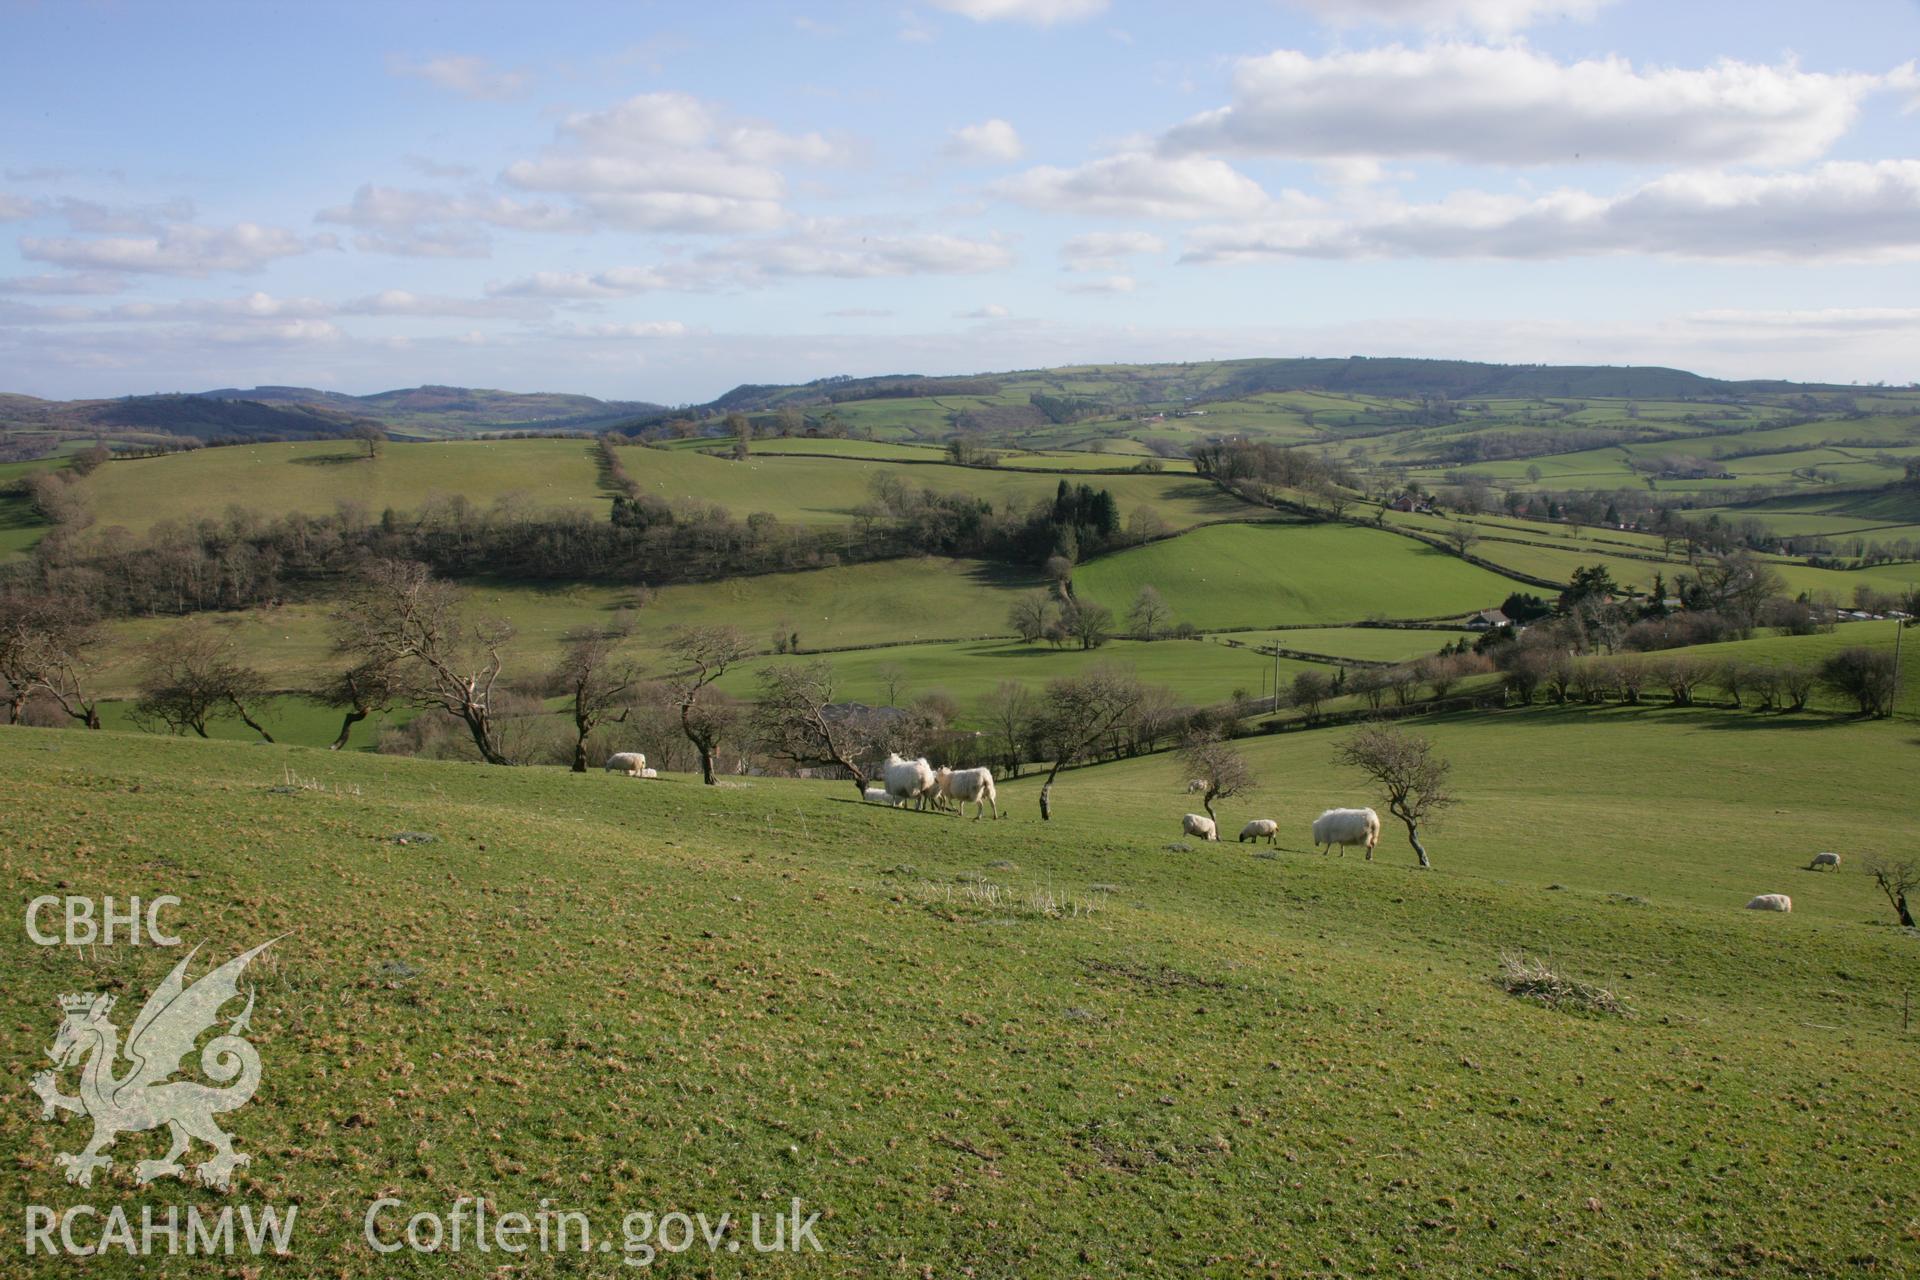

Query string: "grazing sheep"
[[639, 768, 658, 779], [1808, 851, 1841, 871], [1238, 818, 1278, 845], [1745, 894, 1792, 912], [934, 766, 1001, 820], [604, 752, 647, 776], [862, 785, 892, 805], [1182, 813, 1219, 842], [1311, 807, 1382, 860], [1186, 779, 1208, 794], [883, 753, 937, 809]]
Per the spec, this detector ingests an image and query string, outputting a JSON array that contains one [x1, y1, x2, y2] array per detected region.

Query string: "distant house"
[[1465, 608, 1512, 631], [1388, 495, 1418, 512]]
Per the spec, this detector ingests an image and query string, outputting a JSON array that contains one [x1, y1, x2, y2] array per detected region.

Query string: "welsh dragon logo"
[[30, 939, 277, 1190]]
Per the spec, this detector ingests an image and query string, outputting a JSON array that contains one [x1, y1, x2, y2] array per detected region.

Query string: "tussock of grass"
[[1497, 950, 1631, 1017], [906, 878, 1109, 920]]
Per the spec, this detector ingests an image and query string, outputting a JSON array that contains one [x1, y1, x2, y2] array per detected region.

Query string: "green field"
[[82, 439, 612, 536], [1227, 626, 1477, 663], [713, 636, 1323, 724], [1075, 523, 1525, 629], [91, 558, 1043, 697], [4, 703, 1916, 1275]]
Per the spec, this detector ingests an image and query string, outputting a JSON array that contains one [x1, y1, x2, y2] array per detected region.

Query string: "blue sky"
[[2, 0, 1917, 402]]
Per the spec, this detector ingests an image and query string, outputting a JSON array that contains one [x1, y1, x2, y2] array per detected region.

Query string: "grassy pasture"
[[83, 439, 612, 536], [615, 445, 1243, 529], [1225, 626, 1476, 663], [91, 558, 1041, 696], [3, 706, 1916, 1276], [1074, 523, 1525, 629], [712, 636, 1317, 724]]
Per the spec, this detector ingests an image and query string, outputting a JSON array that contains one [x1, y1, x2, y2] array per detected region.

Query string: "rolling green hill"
[[4, 704, 1915, 1274]]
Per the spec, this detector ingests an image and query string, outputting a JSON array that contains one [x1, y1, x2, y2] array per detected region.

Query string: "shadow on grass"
[[1441, 702, 1868, 734], [289, 452, 368, 467]]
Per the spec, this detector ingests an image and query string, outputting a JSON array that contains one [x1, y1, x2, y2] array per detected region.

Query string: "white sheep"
[[883, 753, 937, 809], [1186, 779, 1208, 794], [1808, 851, 1841, 871], [934, 767, 1001, 820], [604, 752, 647, 776], [639, 768, 658, 779], [1238, 818, 1278, 845], [1182, 813, 1219, 842], [1745, 894, 1792, 912], [1311, 807, 1381, 860], [863, 785, 891, 805]]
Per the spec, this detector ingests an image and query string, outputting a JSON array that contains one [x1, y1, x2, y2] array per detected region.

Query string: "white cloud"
[[1280, 0, 1610, 35], [405, 155, 477, 179], [929, 0, 1107, 25], [559, 320, 689, 339], [955, 303, 1010, 319], [1162, 46, 1907, 168], [389, 54, 529, 101], [1179, 161, 1920, 264], [1, 193, 43, 220], [20, 222, 324, 275], [339, 289, 546, 319], [347, 227, 494, 259], [500, 91, 845, 233], [1685, 307, 1920, 332], [53, 196, 197, 234], [108, 292, 332, 321], [996, 152, 1271, 219], [487, 266, 692, 299], [945, 119, 1024, 163], [827, 307, 896, 317], [318, 184, 587, 234], [0, 272, 129, 295], [1060, 229, 1164, 271], [699, 227, 1015, 280], [1060, 274, 1136, 294]]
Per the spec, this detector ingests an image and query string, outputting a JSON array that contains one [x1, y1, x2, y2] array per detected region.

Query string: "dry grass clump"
[[1497, 949, 1631, 1018]]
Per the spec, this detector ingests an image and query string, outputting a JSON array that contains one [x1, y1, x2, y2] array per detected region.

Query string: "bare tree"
[[1063, 600, 1114, 650], [1445, 523, 1479, 556], [1031, 667, 1146, 820], [1044, 555, 1074, 591], [348, 422, 387, 459], [0, 593, 101, 728], [1335, 724, 1456, 868], [1290, 669, 1331, 723], [663, 625, 754, 784], [1127, 585, 1169, 639], [1819, 647, 1897, 717], [1865, 857, 1918, 929], [1007, 591, 1052, 645], [131, 621, 275, 742], [751, 660, 874, 795], [1179, 731, 1257, 821], [331, 559, 515, 764], [981, 679, 1033, 778], [551, 626, 643, 772], [877, 662, 909, 707], [313, 657, 399, 750]]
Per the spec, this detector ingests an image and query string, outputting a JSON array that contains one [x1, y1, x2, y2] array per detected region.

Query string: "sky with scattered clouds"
[[2, 0, 1917, 401]]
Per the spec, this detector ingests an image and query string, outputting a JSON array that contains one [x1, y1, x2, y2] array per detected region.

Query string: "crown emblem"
[[58, 993, 110, 1014]]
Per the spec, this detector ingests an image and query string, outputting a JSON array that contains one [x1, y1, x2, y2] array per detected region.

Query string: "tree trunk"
[[700, 746, 717, 785], [231, 698, 275, 744], [1400, 816, 1431, 868], [330, 707, 367, 750], [571, 737, 589, 773], [1037, 754, 1072, 820], [5, 693, 23, 724], [459, 706, 508, 765], [1897, 891, 1915, 930]]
